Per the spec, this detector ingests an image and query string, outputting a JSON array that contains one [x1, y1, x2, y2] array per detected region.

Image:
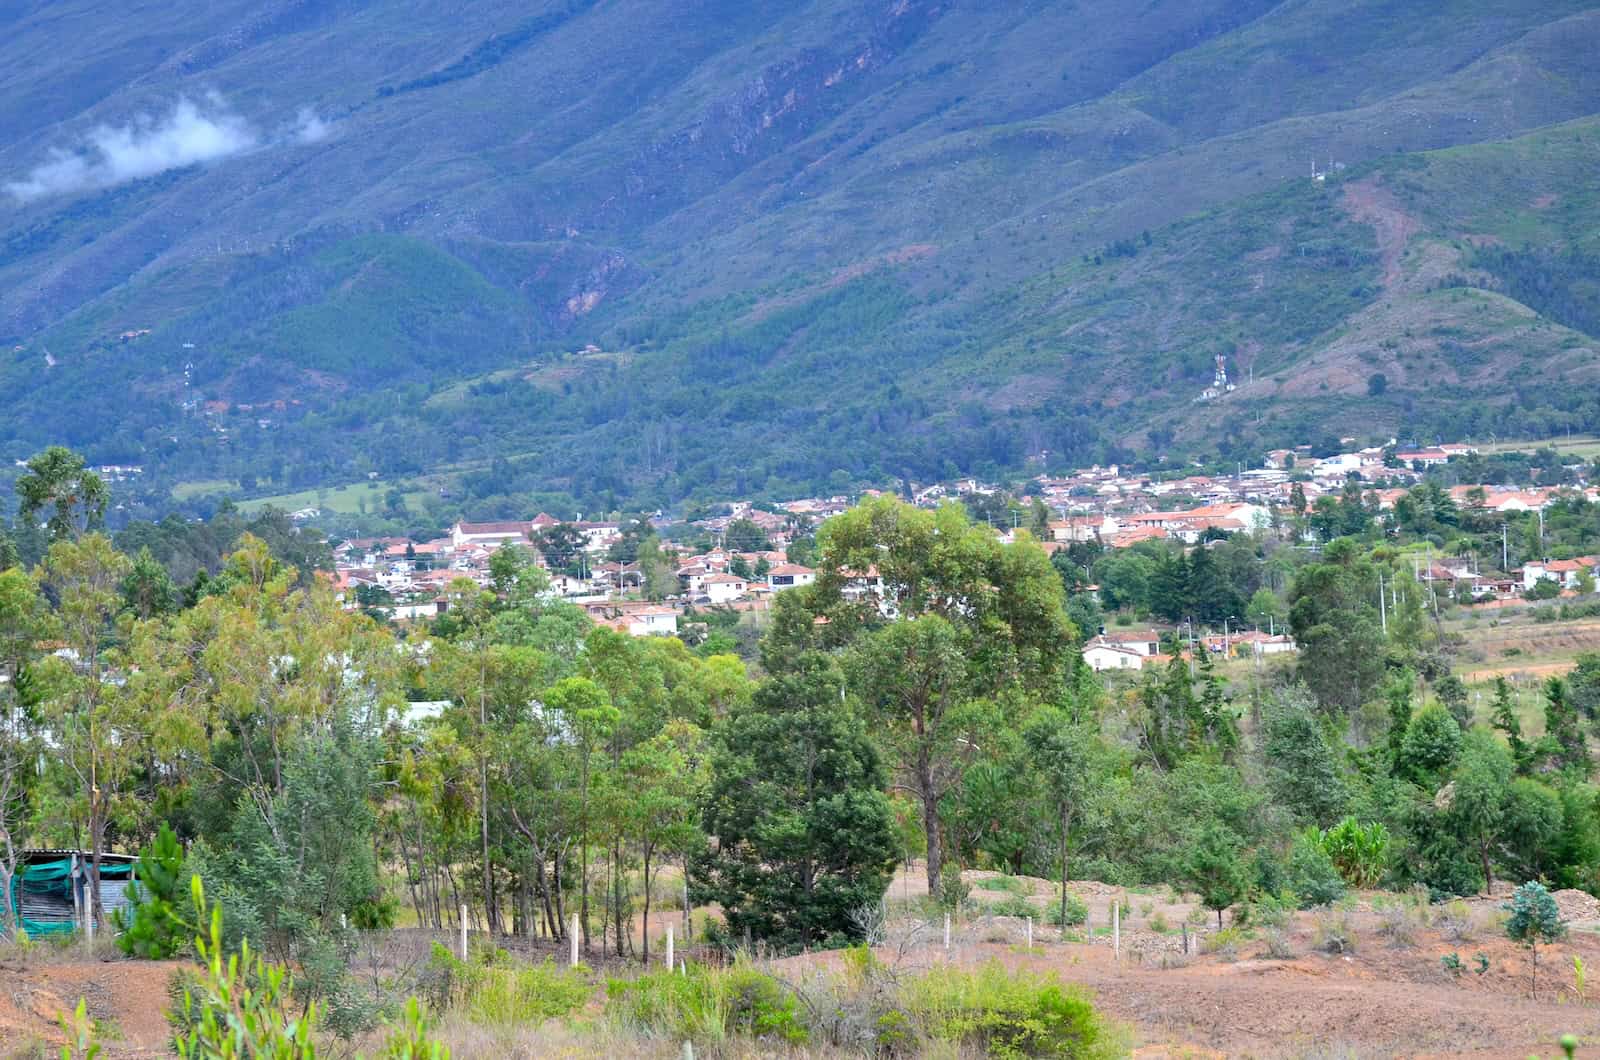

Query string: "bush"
[[937, 863, 971, 910], [1434, 899, 1476, 941], [606, 963, 807, 1045], [903, 961, 1123, 1059], [431, 944, 589, 1026], [1262, 927, 1295, 959], [1202, 926, 1246, 959], [985, 895, 1039, 919], [978, 875, 1028, 894], [1044, 894, 1088, 927], [1286, 835, 1346, 908], [1375, 900, 1416, 947], [1313, 908, 1356, 954]]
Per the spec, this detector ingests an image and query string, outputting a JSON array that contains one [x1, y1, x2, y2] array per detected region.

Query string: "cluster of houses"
[[331, 505, 834, 637], [326, 436, 1600, 658]]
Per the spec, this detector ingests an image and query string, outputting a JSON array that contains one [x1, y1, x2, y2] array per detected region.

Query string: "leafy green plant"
[[423, 943, 587, 1027], [605, 963, 806, 1045], [986, 895, 1039, 919], [113, 824, 190, 958], [902, 961, 1123, 1059], [1506, 881, 1568, 1000], [57, 998, 101, 1060], [1044, 894, 1088, 927], [172, 876, 317, 1059], [1308, 818, 1389, 888], [937, 862, 972, 911], [163, 877, 447, 1059]]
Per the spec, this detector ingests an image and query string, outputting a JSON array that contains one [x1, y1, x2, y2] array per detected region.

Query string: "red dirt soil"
[[0, 956, 180, 1056]]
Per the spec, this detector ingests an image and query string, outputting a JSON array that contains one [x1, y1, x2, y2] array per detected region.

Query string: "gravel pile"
[[1551, 888, 1600, 922]]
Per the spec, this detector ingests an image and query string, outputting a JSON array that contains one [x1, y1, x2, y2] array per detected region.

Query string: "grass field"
[[1472, 435, 1600, 460], [238, 480, 431, 516], [169, 478, 237, 500]]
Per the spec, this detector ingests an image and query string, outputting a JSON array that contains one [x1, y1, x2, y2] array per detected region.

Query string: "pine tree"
[[693, 652, 898, 948], [1541, 677, 1591, 777], [114, 823, 189, 958], [1183, 824, 1249, 929], [1489, 677, 1530, 771]]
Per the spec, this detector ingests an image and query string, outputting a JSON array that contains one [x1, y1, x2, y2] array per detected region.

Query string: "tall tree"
[[849, 616, 969, 895], [15, 446, 108, 542], [694, 653, 897, 948], [542, 676, 618, 953], [1024, 706, 1106, 929], [1449, 729, 1515, 893], [1289, 540, 1386, 714], [776, 497, 1075, 892], [0, 568, 45, 939], [35, 533, 132, 921]]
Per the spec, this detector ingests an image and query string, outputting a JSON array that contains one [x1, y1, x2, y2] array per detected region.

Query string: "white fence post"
[[666, 924, 674, 970], [1112, 901, 1120, 961], [943, 912, 951, 952], [570, 914, 580, 967], [459, 905, 468, 960], [1026, 916, 1033, 950]]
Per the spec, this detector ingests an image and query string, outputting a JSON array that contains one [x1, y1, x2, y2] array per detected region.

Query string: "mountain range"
[[3, 0, 1600, 514]]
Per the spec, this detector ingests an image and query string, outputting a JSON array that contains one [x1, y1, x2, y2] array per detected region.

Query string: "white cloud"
[[291, 107, 331, 145], [6, 95, 257, 203]]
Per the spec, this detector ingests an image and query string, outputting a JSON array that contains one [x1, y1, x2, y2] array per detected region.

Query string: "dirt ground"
[[873, 868, 1600, 1058], [0, 951, 178, 1057], [10, 869, 1600, 1058]]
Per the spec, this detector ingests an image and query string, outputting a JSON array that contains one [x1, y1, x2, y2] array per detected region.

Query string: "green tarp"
[[9, 857, 135, 937]]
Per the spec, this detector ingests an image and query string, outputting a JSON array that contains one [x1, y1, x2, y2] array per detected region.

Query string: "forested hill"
[[4, 0, 1600, 511]]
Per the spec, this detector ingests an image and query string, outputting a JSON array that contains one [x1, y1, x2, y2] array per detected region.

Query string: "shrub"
[[985, 895, 1039, 919], [903, 962, 1123, 1059], [1262, 927, 1295, 959], [1313, 908, 1356, 954], [1434, 899, 1476, 942], [606, 964, 806, 1045], [1375, 900, 1416, 947], [431, 945, 589, 1027], [1202, 926, 1246, 960], [937, 863, 972, 911], [1044, 894, 1088, 927], [978, 875, 1028, 894]]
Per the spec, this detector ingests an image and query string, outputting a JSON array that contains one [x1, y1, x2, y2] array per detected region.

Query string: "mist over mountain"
[[4, 0, 1600, 511]]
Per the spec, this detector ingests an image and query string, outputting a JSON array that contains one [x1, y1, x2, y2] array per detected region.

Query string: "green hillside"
[[3, 0, 1600, 513]]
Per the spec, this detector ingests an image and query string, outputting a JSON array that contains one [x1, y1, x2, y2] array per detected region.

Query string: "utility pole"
[[1378, 572, 1387, 634], [1502, 524, 1509, 572]]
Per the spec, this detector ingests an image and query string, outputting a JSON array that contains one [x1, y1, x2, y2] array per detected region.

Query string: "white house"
[[575, 521, 623, 553], [617, 606, 679, 637], [766, 563, 816, 591], [1098, 630, 1160, 656], [1082, 636, 1159, 672], [701, 573, 748, 604], [450, 520, 530, 549], [1522, 557, 1599, 591]]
